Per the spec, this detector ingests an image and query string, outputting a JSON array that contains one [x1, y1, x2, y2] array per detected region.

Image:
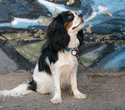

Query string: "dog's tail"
[[0, 79, 36, 97]]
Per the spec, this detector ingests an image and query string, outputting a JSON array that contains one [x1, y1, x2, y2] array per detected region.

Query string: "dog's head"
[[47, 11, 84, 51]]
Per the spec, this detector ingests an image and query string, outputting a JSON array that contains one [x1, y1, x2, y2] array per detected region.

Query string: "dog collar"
[[65, 47, 78, 56]]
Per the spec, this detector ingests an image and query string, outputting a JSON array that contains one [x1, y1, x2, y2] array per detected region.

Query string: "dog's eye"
[[68, 14, 74, 20]]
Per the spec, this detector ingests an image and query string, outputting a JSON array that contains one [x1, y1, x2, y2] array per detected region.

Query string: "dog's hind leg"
[[32, 69, 53, 95]]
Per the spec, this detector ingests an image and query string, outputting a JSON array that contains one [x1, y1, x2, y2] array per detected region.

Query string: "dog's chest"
[[56, 51, 78, 71]]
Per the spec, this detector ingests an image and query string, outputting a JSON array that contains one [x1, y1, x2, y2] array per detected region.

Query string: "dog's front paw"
[[50, 96, 62, 104], [74, 91, 87, 99]]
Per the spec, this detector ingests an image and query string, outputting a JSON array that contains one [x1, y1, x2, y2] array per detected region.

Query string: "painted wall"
[[0, 0, 125, 73]]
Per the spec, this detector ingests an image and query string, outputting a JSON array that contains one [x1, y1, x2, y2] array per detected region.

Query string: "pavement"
[[0, 70, 125, 110]]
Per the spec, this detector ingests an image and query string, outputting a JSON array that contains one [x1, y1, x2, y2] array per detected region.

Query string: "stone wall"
[[0, 0, 125, 73]]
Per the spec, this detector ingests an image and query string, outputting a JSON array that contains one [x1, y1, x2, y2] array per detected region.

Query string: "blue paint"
[[0, 17, 51, 29], [83, 0, 125, 34], [37, 0, 84, 16], [0, 0, 124, 33], [0, 0, 34, 21], [0, 0, 124, 35], [0, 0, 84, 29], [0, 23, 10, 27], [104, 52, 125, 70], [0, 0, 125, 72], [92, 0, 125, 13], [95, 46, 125, 71]]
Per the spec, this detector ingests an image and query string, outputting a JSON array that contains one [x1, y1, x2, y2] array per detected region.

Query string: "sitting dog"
[[0, 11, 86, 104]]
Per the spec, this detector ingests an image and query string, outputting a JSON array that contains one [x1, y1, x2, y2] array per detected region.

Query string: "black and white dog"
[[0, 11, 86, 104]]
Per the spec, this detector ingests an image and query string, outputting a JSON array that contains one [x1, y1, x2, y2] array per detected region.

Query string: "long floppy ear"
[[47, 15, 70, 51], [77, 29, 83, 46]]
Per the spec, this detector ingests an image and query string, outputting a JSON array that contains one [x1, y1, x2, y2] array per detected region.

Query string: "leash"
[[76, 55, 125, 78], [76, 56, 103, 77], [65, 47, 125, 78]]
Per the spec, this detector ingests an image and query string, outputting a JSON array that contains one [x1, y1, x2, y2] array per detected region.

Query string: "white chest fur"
[[67, 33, 79, 48], [57, 51, 78, 68], [50, 51, 78, 86]]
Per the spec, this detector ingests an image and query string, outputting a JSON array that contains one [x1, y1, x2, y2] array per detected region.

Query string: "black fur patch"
[[28, 78, 37, 91], [38, 43, 58, 75], [47, 11, 70, 51], [37, 12, 83, 75]]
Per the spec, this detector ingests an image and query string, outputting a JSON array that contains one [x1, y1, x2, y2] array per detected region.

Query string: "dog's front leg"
[[70, 68, 87, 99], [51, 71, 62, 104]]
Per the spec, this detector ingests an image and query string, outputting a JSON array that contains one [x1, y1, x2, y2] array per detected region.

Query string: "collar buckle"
[[65, 47, 78, 56], [71, 48, 78, 56]]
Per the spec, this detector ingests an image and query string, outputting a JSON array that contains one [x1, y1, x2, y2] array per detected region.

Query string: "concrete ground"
[[0, 70, 125, 110]]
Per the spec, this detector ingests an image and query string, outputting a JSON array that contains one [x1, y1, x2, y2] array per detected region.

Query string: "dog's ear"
[[77, 29, 83, 46], [47, 15, 70, 51]]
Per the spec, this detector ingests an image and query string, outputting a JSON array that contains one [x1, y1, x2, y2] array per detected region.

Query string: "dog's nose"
[[78, 14, 83, 18]]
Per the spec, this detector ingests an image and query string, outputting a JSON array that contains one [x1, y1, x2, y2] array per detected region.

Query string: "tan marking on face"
[[64, 21, 73, 29], [68, 11, 72, 15]]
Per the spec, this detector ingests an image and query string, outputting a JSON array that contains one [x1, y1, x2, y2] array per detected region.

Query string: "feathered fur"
[[0, 11, 86, 104], [47, 14, 70, 51]]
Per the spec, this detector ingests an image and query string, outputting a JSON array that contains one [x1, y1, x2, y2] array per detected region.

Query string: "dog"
[[0, 11, 86, 104]]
